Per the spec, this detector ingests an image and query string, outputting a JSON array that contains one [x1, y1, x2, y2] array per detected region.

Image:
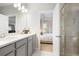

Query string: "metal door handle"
[[56, 36, 62, 37]]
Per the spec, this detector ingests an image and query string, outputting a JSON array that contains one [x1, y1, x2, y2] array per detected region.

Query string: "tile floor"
[[32, 50, 53, 56]]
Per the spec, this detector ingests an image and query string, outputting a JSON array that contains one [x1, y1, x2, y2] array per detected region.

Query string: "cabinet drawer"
[[0, 44, 15, 56], [5, 51, 15, 56], [28, 36, 32, 41], [16, 39, 26, 48]]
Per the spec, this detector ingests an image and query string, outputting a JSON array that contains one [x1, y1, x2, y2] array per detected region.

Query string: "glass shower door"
[[60, 3, 79, 56]]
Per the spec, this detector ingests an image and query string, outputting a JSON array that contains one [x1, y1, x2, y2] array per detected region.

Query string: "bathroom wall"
[[0, 14, 8, 34], [15, 13, 27, 33], [52, 4, 60, 56], [27, 11, 40, 49]]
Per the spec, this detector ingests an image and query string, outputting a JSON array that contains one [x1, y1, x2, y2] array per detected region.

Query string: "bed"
[[40, 33, 53, 44]]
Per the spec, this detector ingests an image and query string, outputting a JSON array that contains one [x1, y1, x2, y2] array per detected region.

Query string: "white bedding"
[[40, 33, 53, 41]]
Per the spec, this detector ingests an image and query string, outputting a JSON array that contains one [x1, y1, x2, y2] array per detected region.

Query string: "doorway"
[[40, 12, 53, 52]]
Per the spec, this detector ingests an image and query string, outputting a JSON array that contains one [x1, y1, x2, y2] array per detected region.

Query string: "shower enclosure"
[[60, 3, 79, 56]]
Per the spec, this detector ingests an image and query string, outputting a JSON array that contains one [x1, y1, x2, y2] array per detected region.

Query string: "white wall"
[[27, 11, 40, 49], [0, 14, 8, 34], [27, 11, 40, 33], [52, 4, 60, 56], [15, 13, 27, 33]]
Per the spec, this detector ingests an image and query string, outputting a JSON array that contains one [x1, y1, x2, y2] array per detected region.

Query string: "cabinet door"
[[0, 44, 15, 56], [32, 35, 37, 53], [25, 39, 28, 56], [16, 39, 26, 48], [16, 44, 26, 56], [28, 37, 32, 56], [5, 51, 15, 56]]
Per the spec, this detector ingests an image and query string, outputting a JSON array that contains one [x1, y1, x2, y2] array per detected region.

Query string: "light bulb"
[[18, 6, 21, 11], [22, 6, 25, 10], [13, 3, 28, 13], [24, 9, 28, 13], [13, 3, 17, 8]]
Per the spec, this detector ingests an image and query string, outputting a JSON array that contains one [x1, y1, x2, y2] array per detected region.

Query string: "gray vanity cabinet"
[[0, 44, 15, 56], [5, 51, 15, 56], [0, 34, 37, 56], [27, 36, 33, 56], [15, 39, 27, 56], [16, 44, 26, 56], [32, 34, 37, 53], [25, 38, 28, 56]]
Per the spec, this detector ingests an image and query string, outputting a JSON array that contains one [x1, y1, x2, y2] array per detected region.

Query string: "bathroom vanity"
[[0, 33, 38, 56]]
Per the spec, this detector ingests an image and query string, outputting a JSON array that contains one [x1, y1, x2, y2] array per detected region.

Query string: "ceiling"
[[0, 3, 56, 15], [0, 3, 56, 8], [25, 3, 56, 11], [0, 3, 12, 7]]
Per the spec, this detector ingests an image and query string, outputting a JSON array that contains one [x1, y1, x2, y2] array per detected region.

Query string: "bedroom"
[[40, 11, 53, 52]]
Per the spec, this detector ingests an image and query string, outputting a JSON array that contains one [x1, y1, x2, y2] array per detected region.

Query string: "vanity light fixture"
[[22, 9, 25, 13], [21, 9, 28, 13], [17, 3, 21, 11], [18, 6, 21, 11], [13, 3, 28, 13], [21, 6, 28, 13]]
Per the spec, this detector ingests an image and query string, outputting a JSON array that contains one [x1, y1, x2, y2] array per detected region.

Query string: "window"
[[40, 12, 53, 34]]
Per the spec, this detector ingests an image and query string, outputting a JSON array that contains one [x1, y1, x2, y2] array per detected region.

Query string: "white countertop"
[[0, 33, 35, 48]]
